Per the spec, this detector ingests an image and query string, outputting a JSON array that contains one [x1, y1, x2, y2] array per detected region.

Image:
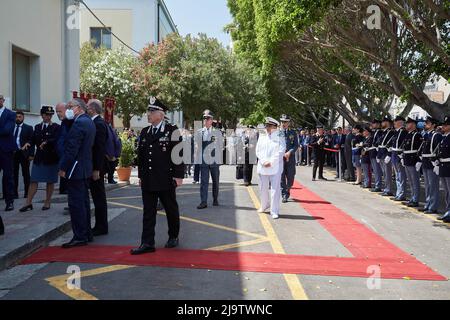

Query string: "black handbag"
[[236, 165, 244, 180]]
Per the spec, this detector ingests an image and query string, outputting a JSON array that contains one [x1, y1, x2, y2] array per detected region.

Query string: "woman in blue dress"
[[20, 106, 60, 212]]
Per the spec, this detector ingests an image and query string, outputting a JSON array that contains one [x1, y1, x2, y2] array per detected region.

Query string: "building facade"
[[80, 0, 183, 129], [0, 0, 80, 126]]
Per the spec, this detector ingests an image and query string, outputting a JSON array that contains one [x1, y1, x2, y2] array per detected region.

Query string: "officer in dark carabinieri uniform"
[[401, 117, 423, 208], [418, 116, 442, 214], [280, 114, 299, 202], [434, 116, 450, 223], [131, 97, 185, 255]]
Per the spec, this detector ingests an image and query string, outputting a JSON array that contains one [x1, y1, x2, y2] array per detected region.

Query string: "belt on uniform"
[[366, 147, 377, 151], [378, 146, 387, 149], [391, 148, 403, 152], [440, 158, 450, 163], [403, 150, 418, 154], [352, 148, 360, 151], [422, 154, 436, 158]]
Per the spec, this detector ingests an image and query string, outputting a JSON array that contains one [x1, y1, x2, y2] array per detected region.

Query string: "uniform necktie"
[[152, 127, 157, 135]]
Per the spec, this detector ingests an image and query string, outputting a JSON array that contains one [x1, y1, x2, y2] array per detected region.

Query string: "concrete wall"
[[0, 0, 79, 127], [79, 8, 133, 51]]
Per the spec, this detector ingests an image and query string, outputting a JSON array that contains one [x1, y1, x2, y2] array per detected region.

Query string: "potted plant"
[[116, 132, 136, 182]]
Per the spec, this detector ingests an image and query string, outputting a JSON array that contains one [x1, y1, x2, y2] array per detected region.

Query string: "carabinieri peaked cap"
[[148, 96, 168, 112]]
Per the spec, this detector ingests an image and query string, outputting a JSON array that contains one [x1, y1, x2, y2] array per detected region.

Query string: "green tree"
[[136, 33, 267, 127], [80, 43, 147, 128]]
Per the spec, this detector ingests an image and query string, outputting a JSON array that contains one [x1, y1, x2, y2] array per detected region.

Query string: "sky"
[[164, 0, 233, 47]]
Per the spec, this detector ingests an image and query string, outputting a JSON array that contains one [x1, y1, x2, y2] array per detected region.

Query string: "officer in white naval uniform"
[[256, 117, 286, 219]]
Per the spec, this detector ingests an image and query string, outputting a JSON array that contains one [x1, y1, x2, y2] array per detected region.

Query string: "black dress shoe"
[[24, 194, 28, 199], [282, 197, 288, 203], [197, 202, 207, 209], [165, 238, 179, 248], [319, 177, 328, 181], [42, 206, 51, 211], [109, 180, 118, 185], [424, 210, 437, 214], [407, 202, 419, 208], [62, 239, 88, 249], [382, 193, 394, 197], [19, 204, 33, 212], [371, 188, 382, 192], [130, 244, 155, 255], [418, 207, 428, 212], [92, 229, 108, 236], [213, 200, 219, 206], [5, 203, 14, 212]]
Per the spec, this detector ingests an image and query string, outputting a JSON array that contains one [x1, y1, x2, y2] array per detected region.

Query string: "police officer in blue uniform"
[[418, 117, 442, 214], [390, 116, 408, 202], [196, 110, 221, 210], [434, 116, 450, 223], [369, 119, 383, 192], [401, 117, 423, 207], [131, 97, 185, 254], [377, 116, 395, 196], [280, 114, 299, 202]]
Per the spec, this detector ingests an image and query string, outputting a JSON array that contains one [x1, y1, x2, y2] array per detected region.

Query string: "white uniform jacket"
[[256, 130, 286, 176]]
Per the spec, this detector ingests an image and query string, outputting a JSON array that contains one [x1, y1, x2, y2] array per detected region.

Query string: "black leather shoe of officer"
[[282, 197, 288, 203], [319, 177, 328, 181], [371, 188, 382, 192], [5, 203, 14, 212], [130, 244, 155, 255], [424, 210, 437, 214], [62, 239, 88, 249], [407, 202, 419, 208], [165, 238, 179, 248], [213, 200, 219, 206], [197, 202, 207, 209], [418, 207, 428, 212]]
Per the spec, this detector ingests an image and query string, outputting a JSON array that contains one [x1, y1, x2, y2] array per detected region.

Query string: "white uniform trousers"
[[259, 172, 282, 216]]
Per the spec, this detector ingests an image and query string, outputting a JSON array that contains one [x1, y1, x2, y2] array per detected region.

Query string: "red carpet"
[[21, 245, 445, 280], [291, 181, 423, 260], [19, 179, 447, 281]]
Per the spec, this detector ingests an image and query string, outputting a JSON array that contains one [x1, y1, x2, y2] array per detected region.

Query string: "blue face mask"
[[65, 109, 75, 120]]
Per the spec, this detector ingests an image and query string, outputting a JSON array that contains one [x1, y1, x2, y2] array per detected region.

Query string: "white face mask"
[[65, 109, 75, 120]]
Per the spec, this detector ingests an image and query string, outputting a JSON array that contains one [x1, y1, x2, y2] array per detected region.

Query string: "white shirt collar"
[[0, 106, 5, 116], [92, 114, 99, 121], [152, 121, 163, 130]]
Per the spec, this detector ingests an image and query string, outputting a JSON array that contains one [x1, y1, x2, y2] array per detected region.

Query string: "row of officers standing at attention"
[[347, 115, 450, 223], [0, 96, 118, 242]]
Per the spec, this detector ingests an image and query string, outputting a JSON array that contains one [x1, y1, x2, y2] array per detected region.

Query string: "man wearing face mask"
[[56, 102, 73, 196], [59, 98, 96, 248], [12, 111, 34, 199], [20, 106, 60, 212]]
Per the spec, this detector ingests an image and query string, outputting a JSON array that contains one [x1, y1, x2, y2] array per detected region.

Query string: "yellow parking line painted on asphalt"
[[46, 265, 135, 300], [205, 238, 270, 251], [246, 186, 309, 300], [108, 201, 268, 240]]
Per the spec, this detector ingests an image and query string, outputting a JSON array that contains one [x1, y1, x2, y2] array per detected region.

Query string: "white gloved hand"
[[432, 160, 440, 167], [415, 162, 422, 172], [384, 156, 391, 164], [376, 158, 380, 164], [401, 159, 405, 167], [433, 165, 440, 176]]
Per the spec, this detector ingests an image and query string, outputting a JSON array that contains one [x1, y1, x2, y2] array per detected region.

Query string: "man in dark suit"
[[0, 94, 16, 213], [59, 98, 96, 248], [87, 99, 109, 236], [13, 111, 34, 199], [344, 126, 356, 181]]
